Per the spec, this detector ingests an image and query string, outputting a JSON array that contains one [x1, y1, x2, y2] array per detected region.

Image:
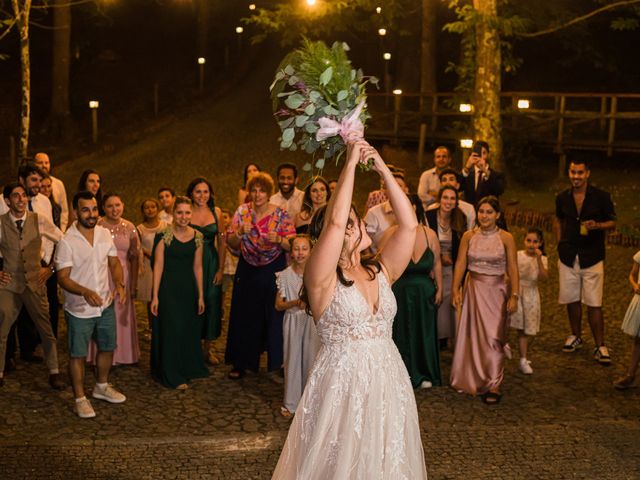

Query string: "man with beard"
[[0, 183, 64, 388], [554, 156, 616, 364], [270, 163, 304, 220], [418, 146, 453, 209], [55, 191, 127, 418], [33, 153, 69, 231]]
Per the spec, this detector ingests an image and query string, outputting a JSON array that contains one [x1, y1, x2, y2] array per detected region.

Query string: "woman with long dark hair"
[[187, 177, 225, 365], [450, 196, 519, 405], [272, 141, 427, 479], [294, 176, 330, 234], [237, 163, 261, 206], [77, 169, 103, 216]]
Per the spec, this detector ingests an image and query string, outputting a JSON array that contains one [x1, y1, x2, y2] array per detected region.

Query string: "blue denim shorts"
[[65, 304, 116, 358]]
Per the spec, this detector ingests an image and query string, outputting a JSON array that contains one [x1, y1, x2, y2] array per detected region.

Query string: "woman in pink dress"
[[450, 196, 519, 404], [88, 193, 141, 365]]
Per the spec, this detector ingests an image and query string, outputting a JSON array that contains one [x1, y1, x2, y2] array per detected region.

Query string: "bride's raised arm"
[[372, 150, 418, 283], [304, 141, 368, 319]]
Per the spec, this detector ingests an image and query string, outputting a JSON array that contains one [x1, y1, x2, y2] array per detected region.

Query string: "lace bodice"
[[316, 273, 397, 346]]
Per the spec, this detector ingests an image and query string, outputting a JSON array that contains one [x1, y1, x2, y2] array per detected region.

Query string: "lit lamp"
[[459, 103, 472, 113], [378, 28, 387, 36], [306, 0, 317, 6], [236, 26, 244, 55], [393, 89, 402, 95], [376, 6, 381, 14], [197, 57, 206, 92], [383, 52, 391, 60], [460, 138, 473, 149], [517, 99, 530, 109], [249, 3, 256, 10], [89, 100, 99, 144]]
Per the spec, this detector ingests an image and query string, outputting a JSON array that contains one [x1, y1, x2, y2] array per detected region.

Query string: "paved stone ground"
[[2, 46, 640, 479]]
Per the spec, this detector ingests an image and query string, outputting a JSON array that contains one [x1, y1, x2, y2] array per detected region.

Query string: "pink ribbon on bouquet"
[[315, 100, 365, 144]]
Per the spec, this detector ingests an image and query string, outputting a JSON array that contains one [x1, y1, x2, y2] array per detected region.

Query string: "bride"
[[272, 141, 428, 479]]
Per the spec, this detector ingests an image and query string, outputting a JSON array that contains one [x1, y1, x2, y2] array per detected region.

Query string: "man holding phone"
[[460, 140, 505, 207]]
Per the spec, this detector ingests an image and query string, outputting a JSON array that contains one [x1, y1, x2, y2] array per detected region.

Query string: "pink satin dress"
[[450, 228, 508, 395]]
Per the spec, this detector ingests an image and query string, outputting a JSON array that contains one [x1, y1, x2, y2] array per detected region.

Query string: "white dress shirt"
[[51, 176, 69, 231], [55, 223, 117, 318], [417, 167, 441, 208], [364, 201, 397, 251], [270, 188, 304, 220], [426, 200, 476, 231]]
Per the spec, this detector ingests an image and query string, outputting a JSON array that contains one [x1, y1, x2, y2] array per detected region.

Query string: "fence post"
[[599, 96, 607, 134], [430, 95, 438, 134], [417, 123, 427, 169], [393, 93, 401, 146], [556, 95, 566, 178], [607, 96, 617, 157], [9, 135, 16, 170]]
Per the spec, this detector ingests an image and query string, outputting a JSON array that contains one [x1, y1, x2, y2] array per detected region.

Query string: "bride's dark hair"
[[299, 204, 381, 316]]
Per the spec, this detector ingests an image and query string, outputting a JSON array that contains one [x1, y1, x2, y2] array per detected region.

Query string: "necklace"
[[437, 212, 451, 233]]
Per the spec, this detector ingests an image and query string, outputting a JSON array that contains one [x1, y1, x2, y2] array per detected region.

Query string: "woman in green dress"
[[380, 194, 443, 388], [150, 196, 208, 389], [187, 177, 225, 365]]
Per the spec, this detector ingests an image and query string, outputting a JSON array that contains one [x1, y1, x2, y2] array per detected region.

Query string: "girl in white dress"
[[272, 141, 427, 479], [275, 235, 320, 417], [614, 250, 640, 389], [509, 228, 548, 375]]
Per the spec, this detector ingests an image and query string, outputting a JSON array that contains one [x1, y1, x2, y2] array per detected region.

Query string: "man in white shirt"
[[56, 191, 127, 418], [34, 152, 69, 231], [269, 163, 304, 220], [426, 168, 476, 231], [157, 186, 175, 224], [0, 182, 64, 389], [364, 173, 409, 250], [417, 146, 453, 209]]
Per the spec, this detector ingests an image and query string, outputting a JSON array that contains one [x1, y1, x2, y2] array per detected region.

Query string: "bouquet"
[[270, 39, 378, 172]]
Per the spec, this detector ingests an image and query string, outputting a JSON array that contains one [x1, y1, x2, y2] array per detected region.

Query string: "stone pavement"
[[1, 235, 640, 479]]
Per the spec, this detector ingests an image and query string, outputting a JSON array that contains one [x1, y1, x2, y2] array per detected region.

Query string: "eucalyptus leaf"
[[278, 118, 294, 129], [295, 115, 309, 127], [284, 64, 295, 76], [282, 128, 295, 143], [285, 94, 305, 109], [304, 104, 316, 116], [305, 122, 319, 134], [280, 139, 292, 149], [289, 143, 298, 151], [337, 90, 348, 102], [303, 162, 312, 172], [309, 91, 322, 102], [315, 159, 326, 169], [288, 75, 299, 86], [319, 67, 333, 86]]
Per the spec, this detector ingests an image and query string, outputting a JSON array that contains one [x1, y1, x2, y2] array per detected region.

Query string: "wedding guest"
[[87, 193, 140, 365], [417, 146, 453, 208], [451, 196, 518, 405], [363, 164, 405, 213], [327, 179, 337, 195], [270, 163, 304, 220], [56, 191, 127, 418], [0, 182, 64, 389], [220, 208, 238, 295], [427, 167, 476, 230], [364, 172, 409, 250], [34, 152, 68, 231], [151, 196, 208, 389], [381, 194, 443, 388], [157, 187, 175, 224], [275, 235, 320, 416], [614, 250, 640, 390], [136, 199, 167, 329], [77, 169, 104, 216], [425, 186, 468, 347], [295, 176, 330, 234], [237, 163, 261, 206], [226, 172, 296, 379], [187, 177, 225, 365], [460, 141, 505, 207]]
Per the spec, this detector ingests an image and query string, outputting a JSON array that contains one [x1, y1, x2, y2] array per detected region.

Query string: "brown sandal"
[[280, 406, 292, 417]]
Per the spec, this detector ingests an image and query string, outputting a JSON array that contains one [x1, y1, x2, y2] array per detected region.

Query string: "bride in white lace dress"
[[272, 141, 428, 479]]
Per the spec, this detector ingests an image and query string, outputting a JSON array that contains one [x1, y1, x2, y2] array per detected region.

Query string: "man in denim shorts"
[[554, 156, 616, 365], [55, 191, 127, 418]]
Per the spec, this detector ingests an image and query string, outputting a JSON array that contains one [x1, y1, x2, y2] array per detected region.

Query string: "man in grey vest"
[[0, 182, 65, 388]]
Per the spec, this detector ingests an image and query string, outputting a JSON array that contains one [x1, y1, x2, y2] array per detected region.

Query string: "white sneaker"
[[519, 358, 533, 375], [75, 398, 96, 418], [92, 384, 126, 404], [420, 381, 433, 389]]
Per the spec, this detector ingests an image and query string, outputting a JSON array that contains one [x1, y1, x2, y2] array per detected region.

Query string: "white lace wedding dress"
[[272, 273, 428, 479]]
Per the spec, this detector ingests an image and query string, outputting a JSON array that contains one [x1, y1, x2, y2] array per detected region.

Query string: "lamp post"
[[89, 100, 99, 144], [392, 89, 402, 145], [236, 26, 244, 56], [383, 52, 391, 108], [198, 57, 206, 93]]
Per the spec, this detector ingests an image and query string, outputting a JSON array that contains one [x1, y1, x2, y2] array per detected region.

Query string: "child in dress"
[[613, 250, 640, 390], [275, 235, 320, 417], [510, 228, 548, 374], [220, 208, 238, 296]]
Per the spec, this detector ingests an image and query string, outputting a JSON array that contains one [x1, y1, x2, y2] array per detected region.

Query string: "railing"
[[365, 91, 640, 160]]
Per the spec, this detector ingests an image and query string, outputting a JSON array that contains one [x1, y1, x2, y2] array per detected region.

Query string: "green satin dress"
[[391, 246, 442, 388], [192, 215, 223, 340]]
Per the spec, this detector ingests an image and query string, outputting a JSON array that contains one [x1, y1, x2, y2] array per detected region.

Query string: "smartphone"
[[472, 142, 483, 156]]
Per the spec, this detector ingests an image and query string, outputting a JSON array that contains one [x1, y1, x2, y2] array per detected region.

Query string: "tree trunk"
[[472, 0, 503, 171], [195, 0, 211, 58], [12, 0, 32, 161], [419, 0, 438, 113], [49, 0, 73, 141]]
